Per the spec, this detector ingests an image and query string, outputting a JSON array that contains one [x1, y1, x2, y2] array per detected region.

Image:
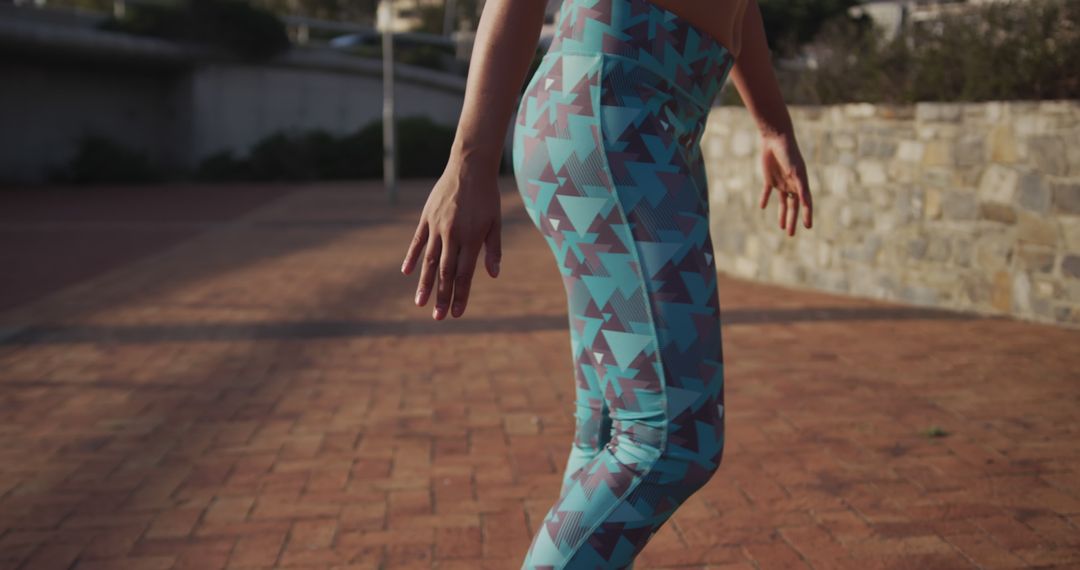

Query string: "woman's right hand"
[[401, 158, 502, 321], [759, 131, 813, 237]]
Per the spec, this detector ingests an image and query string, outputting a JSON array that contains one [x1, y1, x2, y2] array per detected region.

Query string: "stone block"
[[924, 188, 942, 220], [952, 237, 973, 268], [1014, 110, 1056, 136], [1016, 245, 1055, 273], [731, 129, 755, 157], [1038, 101, 1077, 114], [978, 164, 1020, 202], [1063, 255, 1080, 279], [1028, 136, 1069, 176], [1069, 135, 1080, 177], [856, 160, 888, 186], [954, 134, 985, 167], [1061, 217, 1080, 250], [810, 269, 849, 292], [1032, 277, 1059, 299], [986, 101, 1007, 122], [1051, 181, 1080, 215], [823, 165, 855, 197], [975, 238, 1013, 273], [832, 132, 856, 150], [1012, 271, 1033, 313], [989, 124, 1018, 163], [846, 235, 881, 263], [926, 237, 951, 263], [922, 140, 952, 167], [844, 103, 876, 118], [978, 201, 1017, 224], [707, 137, 725, 160], [857, 132, 898, 159], [888, 161, 919, 185], [896, 140, 924, 163], [908, 237, 929, 260], [941, 191, 978, 220], [875, 105, 915, 120], [899, 284, 939, 305], [922, 167, 957, 190], [1016, 212, 1059, 247], [960, 272, 992, 306], [1065, 280, 1080, 301], [1017, 173, 1051, 214], [991, 270, 1011, 312], [916, 102, 962, 123], [1053, 304, 1079, 324]]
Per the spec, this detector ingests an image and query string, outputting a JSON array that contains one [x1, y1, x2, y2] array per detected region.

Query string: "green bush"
[[195, 150, 254, 181], [778, 0, 1080, 104], [52, 135, 162, 185], [396, 115, 457, 178], [757, 0, 862, 57], [195, 115, 456, 181], [100, 0, 291, 60]]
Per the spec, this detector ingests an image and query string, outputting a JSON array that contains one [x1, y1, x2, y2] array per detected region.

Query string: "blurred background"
[[4, 0, 1077, 323], [0, 0, 1078, 568]]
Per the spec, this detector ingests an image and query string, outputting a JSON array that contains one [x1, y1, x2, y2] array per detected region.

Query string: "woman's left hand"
[[759, 131, 813, 237], [401, 159, 502, 320]]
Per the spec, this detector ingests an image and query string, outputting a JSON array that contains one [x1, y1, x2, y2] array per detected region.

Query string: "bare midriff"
[[646, 0, 750, 58]]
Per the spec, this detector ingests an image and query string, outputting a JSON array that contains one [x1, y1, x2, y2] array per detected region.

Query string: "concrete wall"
[[182, 58, 466, 167], [0, 22, 467, 183], [0, 62, 183, 181], [704, 100, 1080, 328]]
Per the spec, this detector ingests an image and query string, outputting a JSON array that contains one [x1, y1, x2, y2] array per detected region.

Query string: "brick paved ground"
[[0, 179, 1078, 570]]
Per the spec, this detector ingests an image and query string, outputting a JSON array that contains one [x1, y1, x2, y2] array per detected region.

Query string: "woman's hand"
[[759, 131, 813, 237], [401, 159, 502, 320]]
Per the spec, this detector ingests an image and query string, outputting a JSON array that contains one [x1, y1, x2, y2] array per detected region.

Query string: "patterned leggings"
[[511, 0, 736, 567]]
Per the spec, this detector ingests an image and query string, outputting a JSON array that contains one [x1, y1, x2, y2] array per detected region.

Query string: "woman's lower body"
[[511, 1, 733, 566]]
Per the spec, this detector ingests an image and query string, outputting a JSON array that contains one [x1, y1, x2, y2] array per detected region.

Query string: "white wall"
[[0, 54, 466, 183]]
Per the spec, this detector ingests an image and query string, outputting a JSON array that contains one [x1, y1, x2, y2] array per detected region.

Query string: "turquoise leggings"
[[511, 0, 734, 567]]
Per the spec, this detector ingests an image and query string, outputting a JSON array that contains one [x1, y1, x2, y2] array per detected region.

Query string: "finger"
[[778, 190, 788, 231], [788, 193, 799, 237], [402, 221, 429, 275], [484, 216, 502, 278], [760, 179, 773, 210], [434, 236, 458, 320], [416, 234, 441, 307], [802, 186, 813, 229], [452, 246, 478, 318]]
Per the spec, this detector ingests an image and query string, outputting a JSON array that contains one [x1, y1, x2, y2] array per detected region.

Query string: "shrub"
[[100, 0, 291, 60], [757, 0, 862, 57], [396, 116, 457, 178], [52, 135, 162, 185], [195, 115, 456, 181], [774, 0, 1080, 104]]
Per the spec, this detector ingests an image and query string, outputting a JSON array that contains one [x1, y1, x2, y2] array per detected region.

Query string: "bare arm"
[[727, 0, 813, 236], [401, 0, 548, 320], [729, 0, 792, 138], [450, 0, 549, 169]]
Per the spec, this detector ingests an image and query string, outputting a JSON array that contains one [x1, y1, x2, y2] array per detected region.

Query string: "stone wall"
[[703, 100, 1080, 327]]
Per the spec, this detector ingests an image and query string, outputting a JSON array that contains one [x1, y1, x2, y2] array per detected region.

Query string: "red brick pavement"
[[0, 179, 1078, 570]]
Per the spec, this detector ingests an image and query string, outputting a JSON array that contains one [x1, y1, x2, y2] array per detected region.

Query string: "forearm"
[[729, 0, 794, 138], [449, 0, 548, 172]]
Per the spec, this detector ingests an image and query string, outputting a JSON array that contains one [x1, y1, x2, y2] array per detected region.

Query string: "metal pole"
[[382, 1, 398, 205], [442, 0, 457, 37]]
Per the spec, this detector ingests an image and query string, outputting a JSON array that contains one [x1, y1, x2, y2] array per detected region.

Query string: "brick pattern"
[[0, 179, 1078, 569]]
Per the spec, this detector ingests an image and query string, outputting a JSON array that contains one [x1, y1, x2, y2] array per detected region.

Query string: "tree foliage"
[[757, 0, 862, 56]]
